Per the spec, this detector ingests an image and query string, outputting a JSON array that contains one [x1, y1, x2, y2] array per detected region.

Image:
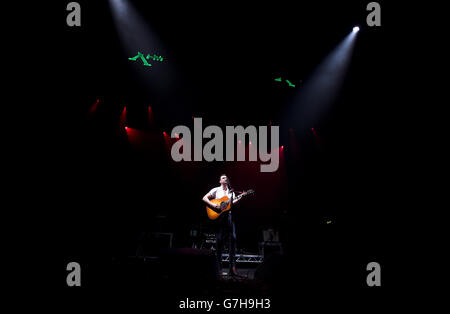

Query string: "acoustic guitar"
[[206, 189, 254, 220]]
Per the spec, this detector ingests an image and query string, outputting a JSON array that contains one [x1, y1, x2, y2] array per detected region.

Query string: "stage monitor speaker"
[[259, 241, 283, 258], [255, 252, 285, 285], [263, 229, 279, 242]]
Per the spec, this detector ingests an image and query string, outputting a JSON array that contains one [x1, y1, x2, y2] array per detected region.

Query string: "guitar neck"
[[229, 192, 246, 203]]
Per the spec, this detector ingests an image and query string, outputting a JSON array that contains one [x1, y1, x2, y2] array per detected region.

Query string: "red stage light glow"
[[148, 106, 154, 124], [89, 99, 99, 115], [119, 106, 127, 131]]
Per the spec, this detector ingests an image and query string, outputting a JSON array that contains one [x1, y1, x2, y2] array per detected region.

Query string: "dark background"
[[15, 0, 422, 310]]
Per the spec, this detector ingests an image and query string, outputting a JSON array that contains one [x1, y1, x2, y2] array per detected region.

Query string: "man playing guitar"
[[202, 174, 241, 276]]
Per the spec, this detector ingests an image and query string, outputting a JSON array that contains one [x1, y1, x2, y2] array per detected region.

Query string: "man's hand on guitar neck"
[[232, 191, 247, 204]]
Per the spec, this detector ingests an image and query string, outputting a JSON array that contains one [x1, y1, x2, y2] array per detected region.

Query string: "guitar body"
[[205, 189, 254, 220], [206, 196, 231, 220]]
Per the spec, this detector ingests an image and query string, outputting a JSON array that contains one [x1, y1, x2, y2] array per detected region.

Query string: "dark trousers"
[[214, 212, 236, 272]]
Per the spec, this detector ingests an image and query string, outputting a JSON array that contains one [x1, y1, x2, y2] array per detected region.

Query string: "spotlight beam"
[[108, 0, 176, 93], [286, 28, 359, 130]]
